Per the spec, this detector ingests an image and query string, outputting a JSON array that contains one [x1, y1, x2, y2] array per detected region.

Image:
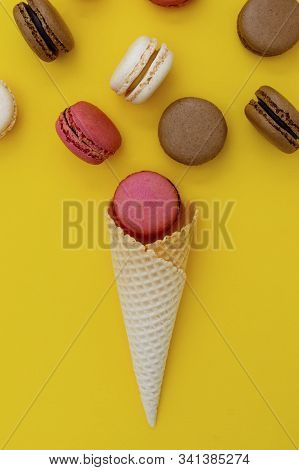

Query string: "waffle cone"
[[106, 204, 197, 426]]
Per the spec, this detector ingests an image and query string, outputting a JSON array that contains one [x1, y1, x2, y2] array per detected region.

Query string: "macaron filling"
[[125, 50, 159, 97], [29, 1, 70, 53], [257, 99, 298, 140], [58, 108, 110, 161], [23, 3, 58, 55]]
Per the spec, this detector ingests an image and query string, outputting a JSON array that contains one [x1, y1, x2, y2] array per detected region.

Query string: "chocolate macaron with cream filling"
[[13, 0, 74, 62], [245, 86, 299, 154]]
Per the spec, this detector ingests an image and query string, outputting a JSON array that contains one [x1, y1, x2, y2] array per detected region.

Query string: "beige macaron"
[[0, 81, 17, 139], [110, 36, 173, 104]]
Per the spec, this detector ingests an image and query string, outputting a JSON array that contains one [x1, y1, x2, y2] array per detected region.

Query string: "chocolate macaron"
[[158, 97, 227, 165], [237, 0, 299, 56], [13, 0, 74, 62], [245, 86, 299, 154]]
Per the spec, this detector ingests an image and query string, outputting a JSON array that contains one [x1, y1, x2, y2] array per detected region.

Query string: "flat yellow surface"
[[0, 0, 298, 450]]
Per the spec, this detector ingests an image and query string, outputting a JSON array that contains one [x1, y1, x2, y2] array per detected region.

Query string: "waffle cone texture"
[[106, 205, 198, 426]]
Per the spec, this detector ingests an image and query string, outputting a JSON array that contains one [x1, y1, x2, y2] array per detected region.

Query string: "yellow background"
[[0, 0, 298, 450]]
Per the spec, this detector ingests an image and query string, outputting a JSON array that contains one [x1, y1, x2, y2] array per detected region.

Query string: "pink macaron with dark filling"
[[56, 101, 122, 165], [150, 0, 190, 6], [112, 171, 181, 244]]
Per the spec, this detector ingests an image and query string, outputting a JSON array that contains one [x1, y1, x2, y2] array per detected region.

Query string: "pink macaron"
[[56, 101, 122, 165], [112, 171, 181, 244], [150, 0, 190, 6]]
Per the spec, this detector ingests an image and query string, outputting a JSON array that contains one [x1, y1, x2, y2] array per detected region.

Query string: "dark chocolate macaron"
[[237, 0, 299, 56], [245, 86, 299, 154], [158, 97, 228, 165], [13, 0, 74, 62]]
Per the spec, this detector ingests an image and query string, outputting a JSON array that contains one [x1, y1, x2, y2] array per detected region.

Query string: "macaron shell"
[[110, 36, 158, 95], [13, 3, 57, 62], [150, 0, 189, 6], [70, 102, 121, 153], [159, 97, 228, 165], [56, 112, 109, 165], [56, 102, 122, 164], [237, 0, 299, 56], [28, 0, 74, 52], [112, 171, 180, 243], [256, 86, 299, 135], [127, 45, 173, 104], [245, 102, 298, 154], [0, 81, 17, 139]]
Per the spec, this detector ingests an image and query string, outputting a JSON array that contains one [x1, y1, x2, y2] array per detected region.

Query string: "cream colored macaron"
[[110, 36, 173, 104], [0, 80, 17, 139]]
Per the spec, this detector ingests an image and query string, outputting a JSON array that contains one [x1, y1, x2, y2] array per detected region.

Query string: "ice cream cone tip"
[[146, 410, 157, 427]]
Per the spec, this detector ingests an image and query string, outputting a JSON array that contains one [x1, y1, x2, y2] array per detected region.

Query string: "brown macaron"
[[13, 0, 74, 62], [158, 97, 228, 166], [245, 86, 299, 154], [237, 0, 299, 56]]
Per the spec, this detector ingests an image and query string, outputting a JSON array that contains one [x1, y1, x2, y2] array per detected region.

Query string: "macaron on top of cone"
[[13, 0, 74, 62], [56, 101, 122, 165], [110, 36, 173, 104], [111, 171, 181, 244]]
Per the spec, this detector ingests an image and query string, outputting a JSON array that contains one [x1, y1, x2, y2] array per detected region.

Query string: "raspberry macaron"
[[111, 171, 181, 244], [56, 101, 122, 165]]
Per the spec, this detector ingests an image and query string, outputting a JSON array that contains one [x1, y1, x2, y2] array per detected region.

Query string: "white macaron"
[[0, 80, 17, 139], [110, 36, 173, 104]]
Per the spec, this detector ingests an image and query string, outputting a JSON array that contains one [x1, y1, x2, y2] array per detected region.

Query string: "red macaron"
[[150, 0, 190, 6], [56, 101, 122, 165], [112, 171, 181, 244]]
